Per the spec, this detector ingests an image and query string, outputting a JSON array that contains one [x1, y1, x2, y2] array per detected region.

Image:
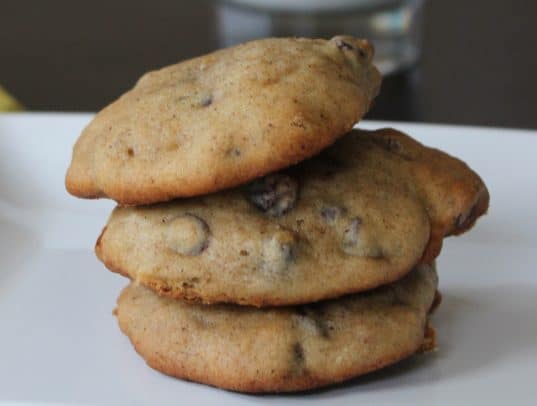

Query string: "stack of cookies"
[[66, 36, 489, 393]]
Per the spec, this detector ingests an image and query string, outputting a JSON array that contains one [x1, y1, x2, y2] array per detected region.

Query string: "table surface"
[[1, 113, 536, 404], [1, 0, 536, 129]]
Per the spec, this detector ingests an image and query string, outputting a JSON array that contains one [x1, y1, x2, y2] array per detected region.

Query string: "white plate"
[[0, 113, 536, 405]]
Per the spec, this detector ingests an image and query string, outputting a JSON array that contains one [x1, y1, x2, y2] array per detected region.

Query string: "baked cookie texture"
[[115, 264, 438, 393], [96, 128, 489, 306], [65, 36, 381, 205]]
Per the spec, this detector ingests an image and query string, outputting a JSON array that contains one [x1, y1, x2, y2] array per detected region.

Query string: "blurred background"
[[1, 0, 536, 128]]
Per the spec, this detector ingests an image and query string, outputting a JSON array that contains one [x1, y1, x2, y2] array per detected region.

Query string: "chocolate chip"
[[341, 217, 382, 257], [262, 229, 297, 274], [279, 243, 294, 262], [335, 39, 354, 51], [342, 217, 362, 248], [288, 342, 307, 375], [455, 202, 480, 230], [382, 138, 401, 152], [292, 342, 304, 365], [200, 94, 212, 107], [181, 277, 200, 289], [320, 205, 346, 223], [248, 174, 298, 217], [165, 213, 210, 256], [374, 137, 415, 160], [290, 119, 306, 129], [227, 147, 241, 157], [295, 306, 331, 338]]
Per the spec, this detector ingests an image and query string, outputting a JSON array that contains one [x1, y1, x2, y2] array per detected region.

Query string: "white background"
[[0, 113, 535, 405]]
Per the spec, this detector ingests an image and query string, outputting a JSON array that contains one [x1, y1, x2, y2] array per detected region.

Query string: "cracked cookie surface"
[[96, 128, 489, 306], [115, 264, 438, 393], [66, 36, 381, 205]]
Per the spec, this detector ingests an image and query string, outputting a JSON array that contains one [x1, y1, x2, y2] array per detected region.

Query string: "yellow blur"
[[0, 85, 23, 111]]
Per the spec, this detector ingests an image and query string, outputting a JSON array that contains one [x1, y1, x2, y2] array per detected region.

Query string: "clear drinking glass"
[[215, 0, 425, 76]]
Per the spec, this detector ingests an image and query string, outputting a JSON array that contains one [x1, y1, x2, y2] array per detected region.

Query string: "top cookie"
[[65, 36, 381, 205], [96, 128, 489, 306]]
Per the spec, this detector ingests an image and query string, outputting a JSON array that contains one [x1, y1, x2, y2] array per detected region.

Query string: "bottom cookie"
[[115, 264, 438, 393]]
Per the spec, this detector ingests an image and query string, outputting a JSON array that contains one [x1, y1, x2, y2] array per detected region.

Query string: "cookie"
[[65, 36, 381, 205], [96, 128, 489, 306], [115, 263, 438, 393]]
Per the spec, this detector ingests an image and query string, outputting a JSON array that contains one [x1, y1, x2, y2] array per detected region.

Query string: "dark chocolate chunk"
[[248, 174, 298, 217]]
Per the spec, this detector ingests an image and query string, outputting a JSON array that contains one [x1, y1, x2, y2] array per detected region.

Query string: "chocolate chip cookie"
[[66, 36, 381, 205], [115, 264, 438, 393], [96, 128, 488, 306]]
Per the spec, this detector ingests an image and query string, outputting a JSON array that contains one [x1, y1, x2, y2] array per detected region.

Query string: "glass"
[[215, 0, 425, 76]]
